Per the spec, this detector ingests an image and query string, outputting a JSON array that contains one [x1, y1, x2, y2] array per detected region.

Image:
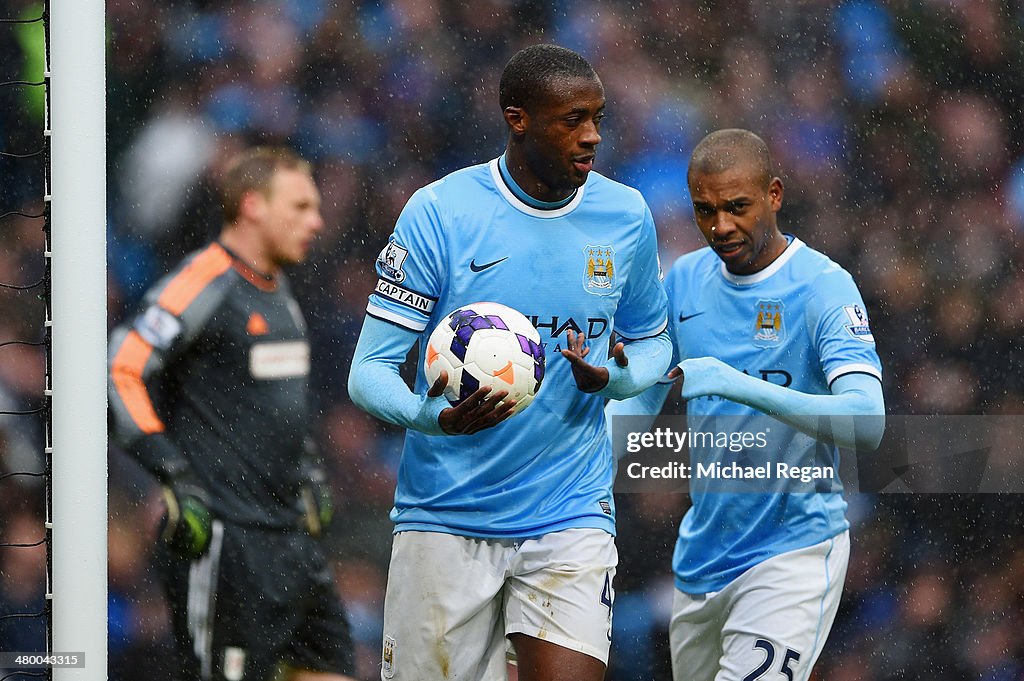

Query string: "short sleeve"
[[613, 200, 669, 340], [808, 266, 882, 387], [366, 186, 446, 332]]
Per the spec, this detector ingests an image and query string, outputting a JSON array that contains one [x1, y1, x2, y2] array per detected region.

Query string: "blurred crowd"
[[2, 0, 1024, 679]]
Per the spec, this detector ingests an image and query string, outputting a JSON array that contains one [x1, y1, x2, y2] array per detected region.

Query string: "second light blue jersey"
[[666, 237, 881, 593], [367, 157, 668, 538]]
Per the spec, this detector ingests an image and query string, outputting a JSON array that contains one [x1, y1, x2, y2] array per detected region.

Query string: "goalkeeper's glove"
[[300, 466, 334, 537], [160, 472, 213, 560]]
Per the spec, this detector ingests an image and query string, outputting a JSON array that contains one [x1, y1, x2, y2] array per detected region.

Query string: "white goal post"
[[50, 1, 107, 679]]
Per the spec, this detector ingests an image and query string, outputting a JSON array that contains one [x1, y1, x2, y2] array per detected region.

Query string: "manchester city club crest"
[[754, 299, 786, 345], [583, 245, 615, 295]]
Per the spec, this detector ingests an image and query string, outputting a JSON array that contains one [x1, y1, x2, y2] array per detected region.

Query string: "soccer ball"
[[424, 302, 545, 416]]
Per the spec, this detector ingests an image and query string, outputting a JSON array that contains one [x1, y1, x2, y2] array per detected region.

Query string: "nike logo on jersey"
[[678, 312, 705, 322], [469, 257, 508, 272]]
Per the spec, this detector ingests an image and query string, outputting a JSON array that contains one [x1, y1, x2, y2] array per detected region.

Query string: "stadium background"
[[2, 0, 1024, 678]]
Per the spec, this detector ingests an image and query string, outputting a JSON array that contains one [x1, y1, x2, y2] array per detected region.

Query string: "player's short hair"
[[221, 146, 312, 223], [688, 129, 774, 188], [499, 44, 598, 113]]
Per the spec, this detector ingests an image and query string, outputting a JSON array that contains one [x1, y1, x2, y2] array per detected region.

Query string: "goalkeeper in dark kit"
[[108, 146, 356, 681]]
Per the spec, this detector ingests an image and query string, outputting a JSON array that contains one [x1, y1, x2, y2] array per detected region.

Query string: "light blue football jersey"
[[666, 236, 881, 593], [367, 157, 668, 538]]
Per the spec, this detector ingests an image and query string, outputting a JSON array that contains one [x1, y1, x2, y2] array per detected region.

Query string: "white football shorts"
[[380, 528, 617, 680], [669, 531, 850, 681]]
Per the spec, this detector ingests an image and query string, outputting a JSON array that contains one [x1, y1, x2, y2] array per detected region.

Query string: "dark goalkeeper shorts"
[[157, 520, 355, 681]]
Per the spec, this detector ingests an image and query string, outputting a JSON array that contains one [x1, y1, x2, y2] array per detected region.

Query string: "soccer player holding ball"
[[348, 45, 671, 681], [607, 129, 885, 681]]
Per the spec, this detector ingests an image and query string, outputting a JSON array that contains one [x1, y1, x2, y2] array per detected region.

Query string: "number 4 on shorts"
[[600, 573, 613, 610], [743, 638, 801, 681], [600, 573, 614, 641]]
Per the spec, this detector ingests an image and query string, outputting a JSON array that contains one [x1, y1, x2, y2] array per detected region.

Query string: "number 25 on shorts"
[[743, 638, 801, 681]]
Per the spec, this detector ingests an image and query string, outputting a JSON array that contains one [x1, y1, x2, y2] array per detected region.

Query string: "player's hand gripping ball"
[[424, 302, 545, 416]]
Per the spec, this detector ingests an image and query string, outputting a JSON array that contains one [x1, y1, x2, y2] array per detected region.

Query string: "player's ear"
[[767, 177, 783, 211], [237, 189, 267, 222], [504, 106, 528, 136]]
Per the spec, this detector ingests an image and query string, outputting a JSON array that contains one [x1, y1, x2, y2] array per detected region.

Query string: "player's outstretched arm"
[[348, 316, 514, 435], [561, 329, 672, 400], [670, 357, 885, 451]]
